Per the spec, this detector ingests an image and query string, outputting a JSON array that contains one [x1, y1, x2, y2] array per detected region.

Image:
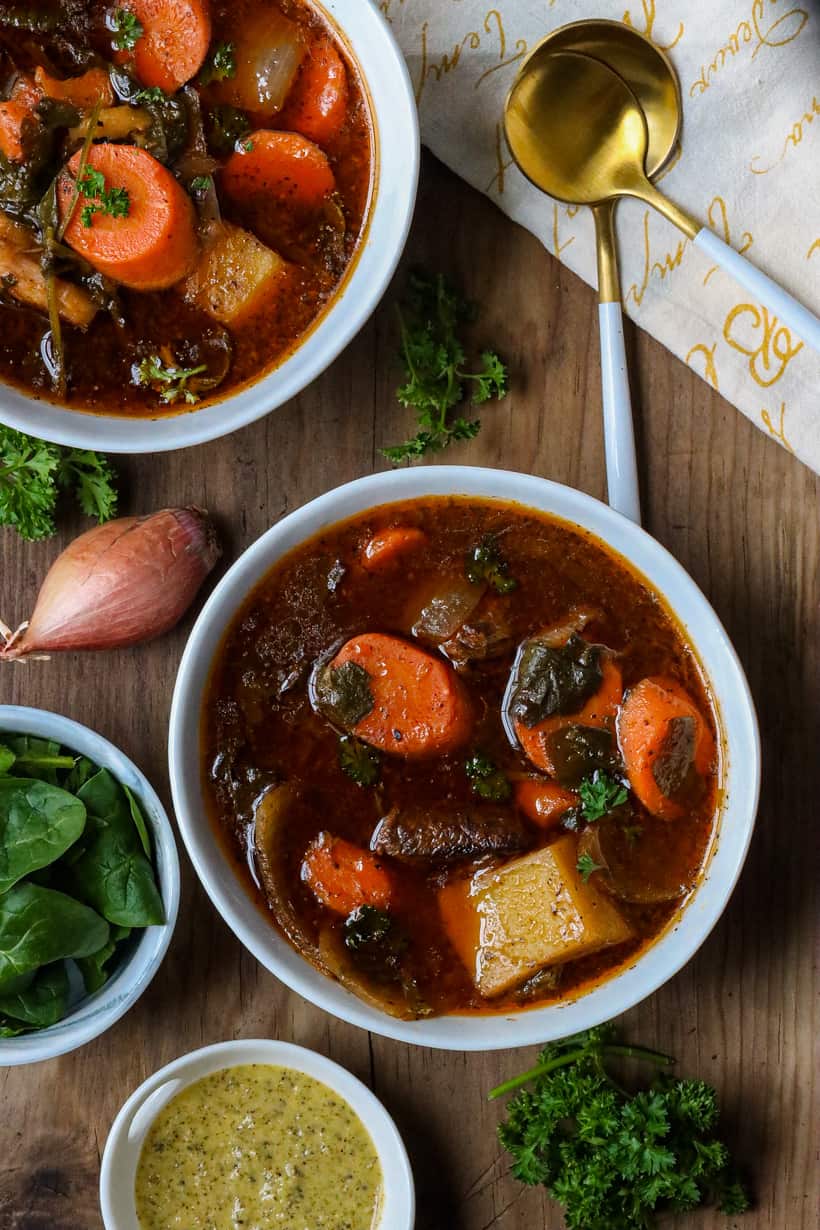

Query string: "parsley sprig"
[[491, 1025, 749, 1229], [111, 7, 143, 52], [465, 751, 511, 802], [134, 356, 208, 405], [466, 534, 517, 594], [576, 849, 604, 882], [79, 169, 130, 228], [382, 270, 507, 463], [579, 770, 629, 822], [339, 736, 381, 788], [199, 41, 237, 85], [0, 427, 117, 541]]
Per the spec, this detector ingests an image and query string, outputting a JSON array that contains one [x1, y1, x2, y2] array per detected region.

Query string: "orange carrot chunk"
[[0, 100, 34, 162], [57, 143, 198, 290], [278, 35, 349, 147], [34, 66, 114, 109], [301, 832, 394, 915], [514, 780, 579, 829], [515, 657, 623, 776], [115, 0, 212, 93], [221, 130, 335, 211], [617, 676, 716, 820], [362, 527, 427, 572], [324, 632, 473, 759]]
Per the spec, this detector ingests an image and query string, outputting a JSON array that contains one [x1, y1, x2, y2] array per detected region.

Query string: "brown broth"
[[201, 497, 721, 1017], [0, 0, 373, 416]]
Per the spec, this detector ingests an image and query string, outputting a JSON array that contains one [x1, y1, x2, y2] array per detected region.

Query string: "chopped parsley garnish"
[[465, 752, 511, 802], [134, 86, 167, 105], [199, 41, 237, 85], [239, 138, 254, 153], [0, 427, 117, 541], [78, 169, 130, 228], [189, 175, 212, 196], [576, 850, 604, 882], [338, 736, 381, 788], [491, 1024, 750, 1228], [133, 356, 208, 405], [111, 7, 144, 51], [381, 269, 508, 463], [578, 770, 629, 822], [466, 533, 517, 594]]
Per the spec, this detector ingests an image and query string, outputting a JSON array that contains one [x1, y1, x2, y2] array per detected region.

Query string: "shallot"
[[0, 507, 220, 660]]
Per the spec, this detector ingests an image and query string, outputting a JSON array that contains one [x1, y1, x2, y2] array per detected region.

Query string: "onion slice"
[[0, 507, 220, 659]]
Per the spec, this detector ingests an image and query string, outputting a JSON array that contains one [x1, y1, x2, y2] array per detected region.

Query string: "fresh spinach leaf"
[[68, 769, 164, 927], [0, 736, 73, 785], [0, 961, 69, 1027], [0, 882, 108, 991], [0, 746, 15, 774], [0, 778, 86, 894], [510, 635, 603, 728], [123, 785, 151, 858], [314, 661, 375, 729], [76, 924, 131, 994], [62, 755, 97, 795]]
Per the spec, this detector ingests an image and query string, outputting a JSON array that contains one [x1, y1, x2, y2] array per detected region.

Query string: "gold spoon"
[[505, 50, 820, 360], [506, 22, 681, 524]]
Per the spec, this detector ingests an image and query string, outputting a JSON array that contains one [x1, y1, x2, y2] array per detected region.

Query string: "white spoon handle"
[[694, 229, 820, 352], [599, 301, 641, 524]]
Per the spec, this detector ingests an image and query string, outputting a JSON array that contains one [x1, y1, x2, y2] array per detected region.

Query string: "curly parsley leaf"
[[491, 1026, 749, 1229], [466, 533, 517, 594], [579, 770, 629, 823], [339, 736, 381, 788], [110, 7, 144, 52], [0, 428, 117, 541], [79, 170, 130, 228], [465, 751, 512, 802], [133, 355, 208, 405], [381, 269, 508, 463], [199, 41, 237, 85], [576, 850, 604, 882]]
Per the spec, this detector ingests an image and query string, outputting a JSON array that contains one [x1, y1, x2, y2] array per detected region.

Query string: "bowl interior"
[[0, 0, 419, 453], [99, 1038, 414, 1230], [169, 466, 760, 1050], [0, 706, 180, 1066]]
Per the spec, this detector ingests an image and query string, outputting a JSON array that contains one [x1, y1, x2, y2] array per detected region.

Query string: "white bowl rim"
[[169, 465, 761, 1050], [99, 1037, 415, 1230], [0, 0, 420, 454], [0, 704, 180, 1066]]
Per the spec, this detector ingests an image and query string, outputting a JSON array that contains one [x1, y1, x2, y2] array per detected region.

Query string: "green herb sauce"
[[135, 1062, 383, 1229]]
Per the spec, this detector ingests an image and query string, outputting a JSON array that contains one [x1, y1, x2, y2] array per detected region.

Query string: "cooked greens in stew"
[[0, 0, 372, 415], [202, 498, 721, 1019]]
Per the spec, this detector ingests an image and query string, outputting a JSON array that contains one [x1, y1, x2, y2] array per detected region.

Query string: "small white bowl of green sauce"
[[100, 1038, 414, 1230]]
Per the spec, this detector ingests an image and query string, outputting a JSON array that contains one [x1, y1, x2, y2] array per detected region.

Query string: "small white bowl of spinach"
[[0, 706, 179, 1065]]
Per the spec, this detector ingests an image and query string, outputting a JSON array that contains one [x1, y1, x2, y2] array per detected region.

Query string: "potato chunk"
[[439, 834, 633, 998], [0, 214, 97, 329], [181, 220, 288, 324]]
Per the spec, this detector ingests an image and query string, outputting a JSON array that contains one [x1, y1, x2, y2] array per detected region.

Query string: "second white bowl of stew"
[[168, 467, 760, 1049], [0, 1, 418, 451]]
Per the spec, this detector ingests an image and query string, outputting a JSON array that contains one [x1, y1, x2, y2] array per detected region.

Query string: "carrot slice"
[[617, 676, 715, 820], [515, 658, 623, 775], [34, 66, 114, 109], [514, 780, 578, 829], [327, 632, 473, 759], [221, 130, 335, 210], [302, 832, 394, 915], [115, 0, 212, 93], [278, 35, 349, 146], [362, 527, 427, 572], [0, 100, 34, 162], [57, 143, 198, 290]]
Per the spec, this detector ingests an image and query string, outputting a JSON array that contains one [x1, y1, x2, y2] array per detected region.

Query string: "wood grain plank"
[[1, 154, 817, 1230]]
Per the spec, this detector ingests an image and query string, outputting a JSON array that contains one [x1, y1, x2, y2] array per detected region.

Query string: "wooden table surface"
[[1, 155, 817, 1230]]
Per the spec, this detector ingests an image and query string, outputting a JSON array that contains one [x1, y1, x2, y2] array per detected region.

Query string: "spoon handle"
[[599, 303, 641, 524], [593, 203, 641, 524], [636, 182, 820, 353], [692, 229, 820, 353]]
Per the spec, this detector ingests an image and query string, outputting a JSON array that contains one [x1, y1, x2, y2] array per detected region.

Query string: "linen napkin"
[[377, 0, 820, 473]]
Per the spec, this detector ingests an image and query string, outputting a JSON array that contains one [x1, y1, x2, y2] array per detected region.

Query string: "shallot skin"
[[1, 507, 221, 659]]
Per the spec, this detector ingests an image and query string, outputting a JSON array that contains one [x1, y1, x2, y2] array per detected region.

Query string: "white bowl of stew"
[[100, 1037, 414, 1230], [0, 1, 418, 452], [168, 466, 760, 1049]]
